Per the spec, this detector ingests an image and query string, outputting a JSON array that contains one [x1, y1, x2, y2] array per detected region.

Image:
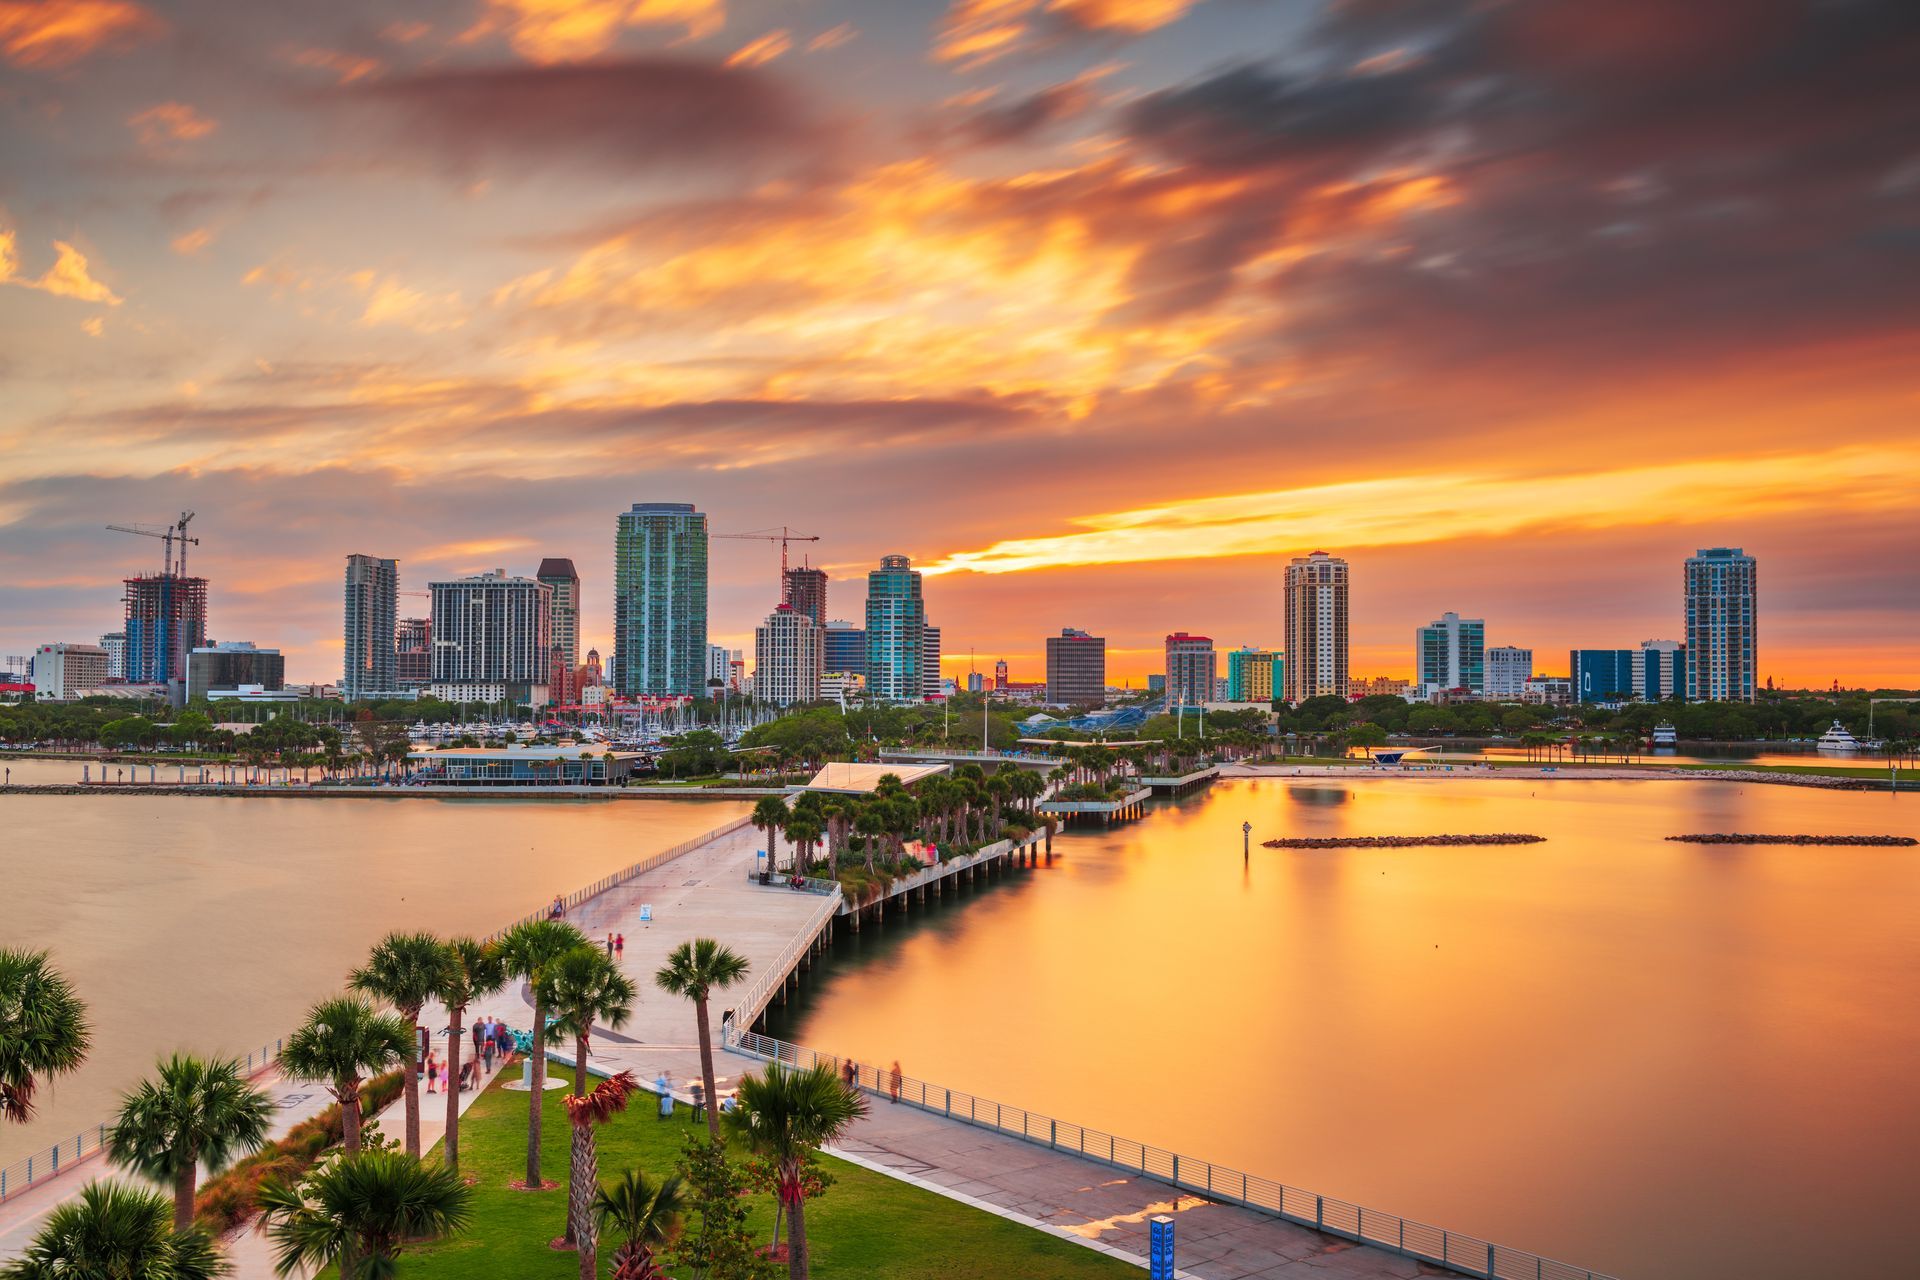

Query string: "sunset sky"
[[3, 0, 1916, 687]]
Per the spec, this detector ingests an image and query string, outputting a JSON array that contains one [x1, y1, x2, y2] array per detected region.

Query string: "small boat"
[[1815, 721, 1865, 752], [1651, 723, 1678, 747]]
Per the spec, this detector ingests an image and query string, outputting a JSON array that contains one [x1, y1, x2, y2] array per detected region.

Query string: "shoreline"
[[1219, 762, 1904, 790]]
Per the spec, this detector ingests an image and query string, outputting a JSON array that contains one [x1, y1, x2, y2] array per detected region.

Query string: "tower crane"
[[105, 511, 199, 577], [714, 527, 821, 601]]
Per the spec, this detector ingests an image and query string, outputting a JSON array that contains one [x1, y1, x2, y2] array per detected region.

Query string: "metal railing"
[[728, 894, 841, 1030], [743, 870, 840, 895], [0, 1038, 284, 1206], [487, 814, 755, 940], [725, 1029, 1617, 1280]]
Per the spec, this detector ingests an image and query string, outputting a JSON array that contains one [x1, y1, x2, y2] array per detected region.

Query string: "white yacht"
[[1815, 721, 1864, 752], [1651, 723, 1678, 747]]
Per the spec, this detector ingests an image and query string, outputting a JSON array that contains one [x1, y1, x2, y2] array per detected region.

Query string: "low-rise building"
[[1523, 676, 1573, 705], [187, 641, 286, 701], [1486, 646, 1533, 700], [32, 643, 111, 699], [407, 745, 639, 786]]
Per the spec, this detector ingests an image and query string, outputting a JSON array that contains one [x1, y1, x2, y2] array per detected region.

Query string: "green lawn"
[[393, 1068, 1137, 1279]]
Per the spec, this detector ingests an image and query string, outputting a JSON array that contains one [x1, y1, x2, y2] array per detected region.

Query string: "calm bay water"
[[0, 792, 747, 1167], [764, 778, 1920, 1280]]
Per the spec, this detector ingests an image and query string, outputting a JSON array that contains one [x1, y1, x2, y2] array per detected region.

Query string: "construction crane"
[[715, 527, 821, 600], [106, 511, 199, 577]]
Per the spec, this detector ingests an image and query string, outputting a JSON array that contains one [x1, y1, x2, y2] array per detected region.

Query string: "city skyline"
[[4, 1, 1917, 686]]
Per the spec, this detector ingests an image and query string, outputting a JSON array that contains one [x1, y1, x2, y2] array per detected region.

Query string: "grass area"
[[393, 1067, 1137, 1280]]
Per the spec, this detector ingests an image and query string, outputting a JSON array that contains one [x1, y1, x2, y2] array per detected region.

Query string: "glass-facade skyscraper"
[[864, 554, 925, 702], [1416, 612, 1486, 697], [343, 553, 398, 701], [614, 503, 708, 696], [1685, 547, 1756, 702]]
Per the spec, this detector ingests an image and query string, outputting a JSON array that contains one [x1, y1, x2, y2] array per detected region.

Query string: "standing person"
[[605, 933, 615, 956], [481, 1020, 496, 1071], [496, 1021, 513, 1063], [426, 1053, 439, 1096], [889, 1060, 902, 1103], [471, 1016, 485, 1058], [656, 1072, 673, 1120], [615, 932, 624, 959]]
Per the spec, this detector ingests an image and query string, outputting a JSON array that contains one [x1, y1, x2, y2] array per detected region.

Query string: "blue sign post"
[[1149, 1214, 1175, 1279]]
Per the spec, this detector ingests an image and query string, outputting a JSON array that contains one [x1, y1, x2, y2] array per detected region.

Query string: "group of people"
[[603, 932, 625, 958], [420, 1015, 519, 1095], [840, 1057, 906, 1103]]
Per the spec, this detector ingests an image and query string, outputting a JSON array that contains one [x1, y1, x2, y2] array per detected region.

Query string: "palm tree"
[[2, 1180, 225, 1280], [783, 815, 823, 876], [725, 1063, 868, 1280], [594, 1168, 687, 1280], [0, 948, 90, 1124], [257, 1149, 473, 1280], [349, 931, 450, 1157], [108, 1054, 273, 1232], [544, 945, 638, 1247], [654, 939, 751, 1140], [497, 919, 589, 1189], [279, 996, 413, 1155], [561, 1071, 641, 1280], [752, 796, 791, 874], [434, 936, 506, 1176]]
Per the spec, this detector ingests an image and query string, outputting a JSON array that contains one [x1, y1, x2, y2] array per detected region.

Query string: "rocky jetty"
[[1666, 833, 1917, 846], [1262, 834, 1546, 849]]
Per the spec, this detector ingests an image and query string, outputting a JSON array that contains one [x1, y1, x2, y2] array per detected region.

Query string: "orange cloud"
[[724, 28, 789, 68], [126, 101, 217, 147], [287, 47, 381, 84], [0, 0, 159, 69], [0, 230, 123, 304], [479, 0, 724, 63], [170, 227, 213, 256], [934, 0, 1192, 66], [806, 23, 856, 53]]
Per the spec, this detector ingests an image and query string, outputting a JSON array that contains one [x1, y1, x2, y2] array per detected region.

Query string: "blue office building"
[[823, 620, 866, 676], [1573, 642, 1689, 703]]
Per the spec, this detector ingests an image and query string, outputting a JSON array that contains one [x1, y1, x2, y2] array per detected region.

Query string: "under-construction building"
[[123, 574, 208, 685]]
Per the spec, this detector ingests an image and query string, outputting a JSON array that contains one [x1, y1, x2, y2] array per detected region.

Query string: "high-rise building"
[[98, 631, 126, 680], [188, 642, 285, 698], [1046, 629, 1106, 706], [784, 567, 828, 628], [1685, 547, 1757, 702], [1570, 649, 1635, 703], [967, 671, 985, 694], [1416, 612, 1486, 697], [614, 502, 708, 696], [994, 658, 1009, 691], [1486, 646, 1533, 700], [123, 574, 208, 686], [1164, 633, 1216, 705], [1283, 551, 1349, 702], [754, 604, 823, 706], [537, 558, 581, 672], [1224, 647, 1276, 703], [32, 643, 110, 699], [1633, 639, 1688, 702], [343, 554, 398, 701], [823, 621, 866, 677], [1146, 674, 1166, 694], [396, 617, 431, 686], [865, 555, 926, 702], [429, 570, 553, 692], [922, 625, 943, 699]]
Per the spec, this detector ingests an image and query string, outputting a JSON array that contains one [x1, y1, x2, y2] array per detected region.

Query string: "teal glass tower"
[[614, 503, 708, 697], [864, 554, 925, 702]]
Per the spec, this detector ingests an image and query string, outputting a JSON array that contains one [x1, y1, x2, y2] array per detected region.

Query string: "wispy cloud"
[[0, 230, 123, 305], [0, 0, 160, 69]]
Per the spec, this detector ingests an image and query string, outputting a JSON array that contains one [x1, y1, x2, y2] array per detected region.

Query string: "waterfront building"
[[1633, 639, 1688, 702], [614, 502, 708, 696], [1486, 646, 1533, 700], [784, 566, 828, 627], [1349, 675, 1410, 699], [98, 631, 126, 680], [342, 554, 398, 701], [1164, 633, 1217, 706], [423, 680, 548, 706], [994, 658, 1009, 691], [923, 624, 943, 700], [407, 745, 639, 786], [754, 604, 823, 707], [429, 569, 553, 703], [123, 573, 208, 686], [823, 621, 866, 678], [1570, 649, 1636, 703], [1523, 675, 1573, 705], [1283, 551, 1349, 702], [31, 642, 110, 699], [395, 617, 431, 687], [865, 554, 927, 702], [537, 558, 581, 671], [188, 641, 286, 700], [1046, 628, 1107, 706], [1225, 647, 1276, 703], [1685, 547, 1757, 702], [1416, 612, 1486, 698]]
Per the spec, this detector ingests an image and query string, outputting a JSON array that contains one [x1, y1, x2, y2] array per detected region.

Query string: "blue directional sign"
[[1149, 1214, 1175, 1279]]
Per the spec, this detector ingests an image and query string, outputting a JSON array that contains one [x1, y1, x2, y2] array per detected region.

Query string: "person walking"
[[605, 933, 615, 956], [471, 1017, 485, 1057], [426, 1053, 440, 1096], [614, 932, 624, 958], [888, 1060, 902, 1103], [481, 1020, 496, 1071]]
